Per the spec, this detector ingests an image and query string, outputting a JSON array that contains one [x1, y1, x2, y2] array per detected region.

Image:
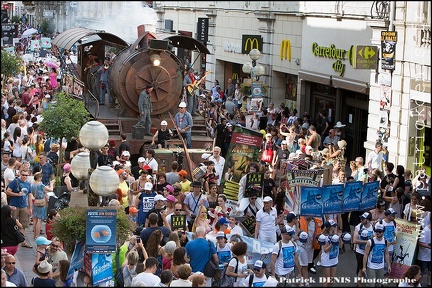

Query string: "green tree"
[[39, 92, 91, 177], [1, 50, 21, 79], [39, 18, 55, 37], [11, 15, 21, 23]]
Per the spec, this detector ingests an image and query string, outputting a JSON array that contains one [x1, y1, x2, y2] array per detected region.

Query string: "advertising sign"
[[280, 39, 291, 61], [300, 186, 323, 217], [381, 31, 397, 70], [242, 35, 263, 54], [86, 208, 117, 254], [359, 181, 380, 211], [342, 181, 363, 212], [322, 184, 344, 214], [91, 253, 113, 286], [387, 219, 421, 279]]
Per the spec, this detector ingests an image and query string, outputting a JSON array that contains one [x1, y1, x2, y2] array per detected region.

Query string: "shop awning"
[[331, 76, 369, 94], [52, 27, 128, 51], [299, 70, 369, 94], [298, 70, 331, 86]]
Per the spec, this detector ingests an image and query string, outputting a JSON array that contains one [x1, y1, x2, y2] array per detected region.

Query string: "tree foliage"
[[39, 18, 55, 37], [51, 206, 134, 253], [39, 92, 91, 141], [1, 50, 22, 79]]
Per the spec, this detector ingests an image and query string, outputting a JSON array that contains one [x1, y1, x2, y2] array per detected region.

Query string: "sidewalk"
[[14, 189, 88, 285]]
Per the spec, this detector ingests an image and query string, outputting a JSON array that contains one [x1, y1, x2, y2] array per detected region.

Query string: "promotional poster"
[[359, 181, 380, 211], [86, 209, 117, 254], [300, 186, 323, 217], [322, 184, 344, 214], [342, 181, 363, 212]]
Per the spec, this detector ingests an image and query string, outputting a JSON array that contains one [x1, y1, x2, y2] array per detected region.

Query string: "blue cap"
[[218, 218, 229, 226]]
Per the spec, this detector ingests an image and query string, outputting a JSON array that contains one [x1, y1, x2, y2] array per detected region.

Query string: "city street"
[[13, 189, 428, 287]]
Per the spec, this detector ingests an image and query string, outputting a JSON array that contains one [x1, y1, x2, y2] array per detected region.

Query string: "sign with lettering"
[[381, 31, 397, 70], [171, 215, 186, 231], [245, 173, 264, 198], [240, 216, 256, 235], [242, 35, 263, 54], [197, 18, 209, 43], [349, 45, 378, 69], [86, 208, 117, 254]]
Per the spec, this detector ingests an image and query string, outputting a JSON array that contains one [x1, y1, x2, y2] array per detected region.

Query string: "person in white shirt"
[[242, 260, 268, 287], [170, 264, 193, 287], [4, 157, 17, 187], [208, 146, 225, 186], [227, 216, 244, 236], [255, 196, 278, 243], [381, 208, 398, 274], [366, 142, 384, 174], [417, 216, 431, 287], [270, 226, 302, 281], [131, 257, 161, 286]]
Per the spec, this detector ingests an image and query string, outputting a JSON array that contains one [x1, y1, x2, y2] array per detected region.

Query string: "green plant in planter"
[[51, 206, 134, 253]]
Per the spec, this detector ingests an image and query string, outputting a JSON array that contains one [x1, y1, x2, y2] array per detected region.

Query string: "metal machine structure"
[[52, 25, 211, 118]]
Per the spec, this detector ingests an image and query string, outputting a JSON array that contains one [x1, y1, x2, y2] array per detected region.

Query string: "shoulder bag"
[[33, 184, 46, 207], [15, 225, 26, 244], [203, 240, 220, 278]]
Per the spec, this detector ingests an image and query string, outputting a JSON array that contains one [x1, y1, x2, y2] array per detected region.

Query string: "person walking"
[[174, 101, 193, 149], [135, 84, 154, 136], [362, 223, 391, 286], [31, 172, 55, 240]]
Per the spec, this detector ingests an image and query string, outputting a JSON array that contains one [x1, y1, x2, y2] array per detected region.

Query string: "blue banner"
[[359, 181, 380, 211], [86, 209, 117, 253], [67, 241, 85, 280], [322, 184, 344, 214], [91, 253, 113, 286], [300, 187, 323, 217], [342, 181, 363, 212]]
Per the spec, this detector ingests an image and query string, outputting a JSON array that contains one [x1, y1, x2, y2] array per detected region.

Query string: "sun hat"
[[164, 185, 174, 193], [334, 121, 346, 128], [166, 195, 176, 202], [37, 260, 53, 274]]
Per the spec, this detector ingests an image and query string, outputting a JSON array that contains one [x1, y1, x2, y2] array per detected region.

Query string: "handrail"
[[86, 90, 100, 117]]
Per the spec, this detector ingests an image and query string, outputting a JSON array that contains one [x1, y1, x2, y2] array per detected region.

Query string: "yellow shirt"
[[118, 181, 129, 208], [180, 180, 191, 193]]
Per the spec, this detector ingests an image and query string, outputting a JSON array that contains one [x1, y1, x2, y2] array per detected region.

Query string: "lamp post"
[[70, 152, 91, 198], [78, 121, 109, 206], [242, 48, 265, 82]]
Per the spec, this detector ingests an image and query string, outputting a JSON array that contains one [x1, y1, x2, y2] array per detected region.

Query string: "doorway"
[[344, 106, 367, 161]]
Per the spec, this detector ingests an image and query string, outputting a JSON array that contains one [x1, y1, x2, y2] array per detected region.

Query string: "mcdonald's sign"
[[242, 35, 263, 54], [280, 39, 291, 61], [232, 73, 239, 80]]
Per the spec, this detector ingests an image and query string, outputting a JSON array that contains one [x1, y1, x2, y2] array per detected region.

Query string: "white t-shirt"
[[229, 225, 244, 236], [242, 274, 268, 287], [272, 240, 297, 276], [132, 272, 161, 287], [367, 150, 383, 171], [208, 155, 225, 185], [381, 219, 397, 252], [355, 223, 374, 255], [417, 225, 431, 262], [228, 257, 248, 287], [4, 167, 15, 186], [366, 237, 387, 270], [256, 207, 277, 239], [216, 242, 232, 265]]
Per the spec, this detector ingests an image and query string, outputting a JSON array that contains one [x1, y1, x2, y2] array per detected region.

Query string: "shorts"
[[12, 207, 30, 228], [297, 246, 309, 267]]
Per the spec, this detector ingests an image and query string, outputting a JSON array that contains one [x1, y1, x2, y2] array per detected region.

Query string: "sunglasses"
[[251, 197, 257, 200], [7, 262, 16, 264], [51, 244, 59, 248], [175, 209, 182, 211], [253, 268, 261, 272]]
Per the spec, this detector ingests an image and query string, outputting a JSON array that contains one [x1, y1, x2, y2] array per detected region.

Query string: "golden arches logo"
[[280, 40, 291, 61], [245, 38, 259, 51], [232, 73, 239, 80]]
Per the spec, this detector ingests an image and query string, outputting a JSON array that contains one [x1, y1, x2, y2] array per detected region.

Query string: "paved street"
[[14, 190, 428, 287]]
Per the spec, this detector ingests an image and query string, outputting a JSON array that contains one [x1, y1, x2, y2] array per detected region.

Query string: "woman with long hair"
[[34, 134, 44, 163], [146, 230, 164, 275], [171, 247, 187, 280], [32, 171, 54, 239], [192, 205, 212, 233], [1, 205, 24, 255], [206, 183, 219, 209], [59, 259, 73, 287], [12, 127, 22, 161], [404, 192, 421, 223], [398, 265, 422, 287]]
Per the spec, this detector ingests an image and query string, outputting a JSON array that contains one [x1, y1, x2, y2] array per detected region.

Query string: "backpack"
[[367, 238, 388, 260], [277, 240, 296, 258], [219, 256, 239, 287]]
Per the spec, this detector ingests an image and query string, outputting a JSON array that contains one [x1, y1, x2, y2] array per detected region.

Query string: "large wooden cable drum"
[[109, 45, 183, 117]]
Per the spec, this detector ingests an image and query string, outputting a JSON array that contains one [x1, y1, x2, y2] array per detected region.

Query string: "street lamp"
[[78, 121, 109, 206], [90, 166, 120, 197], [242, 48, 265, 81], [70, 152, 91, 181]]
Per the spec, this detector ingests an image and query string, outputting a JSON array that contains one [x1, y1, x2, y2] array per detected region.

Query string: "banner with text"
[[86, 209, 117, 253], [387, 219, 420, 279]]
